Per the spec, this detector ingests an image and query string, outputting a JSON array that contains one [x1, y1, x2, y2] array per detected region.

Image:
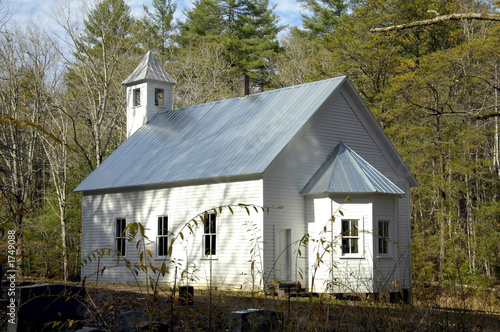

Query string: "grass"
[[1, 278, 499, 331]]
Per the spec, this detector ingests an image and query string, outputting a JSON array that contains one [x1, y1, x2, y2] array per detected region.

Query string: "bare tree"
[[40, 111, 71, 280], [54, 0, 134, 171], [168, 40, 235, 108], [0, 23, 59, 274], [39, 52, 73, 279], [269, 30, 334, 88], [0, 0, 11, 33]]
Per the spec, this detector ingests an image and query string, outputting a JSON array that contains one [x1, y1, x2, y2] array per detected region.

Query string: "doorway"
[[277, 229, 292, 281]]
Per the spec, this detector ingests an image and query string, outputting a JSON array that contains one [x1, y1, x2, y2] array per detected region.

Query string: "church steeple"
[[122, 51, 176, 138]]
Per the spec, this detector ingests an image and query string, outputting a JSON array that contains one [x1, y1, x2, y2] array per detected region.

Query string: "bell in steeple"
[[122, 51, 177, 138]]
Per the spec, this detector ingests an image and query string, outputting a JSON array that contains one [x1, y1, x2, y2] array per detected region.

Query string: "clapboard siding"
[[329, 197, 374, 293], [343, 86, 413, 291], [372, 197, 397, 292], [81, 179, 264, 289], [397, 194, 412, 289], [307, 197, 335, 293], [263, 85, 412, 292], [262, 89, 357, 289]]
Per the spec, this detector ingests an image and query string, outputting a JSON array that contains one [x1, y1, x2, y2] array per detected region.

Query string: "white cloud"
[[7, 0, 304, 32]]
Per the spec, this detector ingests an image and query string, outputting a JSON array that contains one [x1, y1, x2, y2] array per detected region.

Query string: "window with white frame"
[[154, 88, 164, 106], [133, 88, 141, 106], [203, 213, 216, 257], [115, 218, 126, 256], [378, 220, 389, 255], [157, 216, 169, 257], [341, 219, 359, 255]]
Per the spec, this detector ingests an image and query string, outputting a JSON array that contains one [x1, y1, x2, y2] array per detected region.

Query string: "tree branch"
[[371, 13, 500, 32], [475, 111, 500, 120]]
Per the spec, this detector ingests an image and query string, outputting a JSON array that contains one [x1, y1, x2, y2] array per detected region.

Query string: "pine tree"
[[299, 0, 351, 36], [178, 0, 283, 88], [80, 0, 133, 54], [135, 0, 177, 61]]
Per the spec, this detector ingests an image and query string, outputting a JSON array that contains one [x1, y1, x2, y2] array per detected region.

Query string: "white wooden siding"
[[81, 179, 264, 290], [329, 197, 374, 293], [372, 197, 398, 292], [126, 81, 173, 137], [307, 197, 335, 293], [126, 82, 147, 137], [305, 195, 409, 294], [263, 85, 412, 293], [372, 194, 412, 291], [397, 194, 412, 289]]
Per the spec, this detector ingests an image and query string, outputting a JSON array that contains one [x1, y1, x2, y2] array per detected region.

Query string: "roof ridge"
[[340, 144, 377, 192], [160, 76, 347, 114], [122, 51, 177, 85], [75, 76, 348, 192], [300, 143, 404, 195]]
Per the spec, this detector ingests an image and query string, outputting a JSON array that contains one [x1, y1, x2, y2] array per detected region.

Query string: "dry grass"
[[1, 278, 499, 331]]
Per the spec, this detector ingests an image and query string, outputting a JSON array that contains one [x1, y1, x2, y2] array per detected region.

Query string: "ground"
[[1, 278, 499, 331]]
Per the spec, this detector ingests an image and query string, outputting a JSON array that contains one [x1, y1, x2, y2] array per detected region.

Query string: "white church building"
[[76, 52, 418, 297]]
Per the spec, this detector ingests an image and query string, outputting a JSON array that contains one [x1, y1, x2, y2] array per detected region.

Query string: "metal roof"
[[121, 51, 176, 85], [75, 76, 347, 192], [300, 143, 404, 195]]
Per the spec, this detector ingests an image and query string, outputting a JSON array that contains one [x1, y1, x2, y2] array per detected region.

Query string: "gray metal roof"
[[121, 51, 176, 85], [300, 143, 404, 195], [75, 76, 347, 192]]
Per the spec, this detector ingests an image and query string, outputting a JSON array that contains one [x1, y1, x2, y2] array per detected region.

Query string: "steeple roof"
[[300, 143, 404, 195], [121, 51, 176, 86]]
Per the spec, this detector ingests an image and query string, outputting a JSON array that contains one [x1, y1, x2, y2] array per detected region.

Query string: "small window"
[[155, 88, 164, 106], [203, 213, 216, 256], [133, 88, 141, 106], [157, 216, 169, 257], [378, 220, 389, 254], [115, 218, 126, 256], [341, 219, 359, 255]]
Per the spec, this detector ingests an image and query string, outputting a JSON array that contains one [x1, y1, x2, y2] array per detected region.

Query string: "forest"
[[0, 0, 499, 295]]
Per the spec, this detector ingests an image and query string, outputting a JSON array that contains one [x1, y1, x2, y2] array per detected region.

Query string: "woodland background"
[[0, 0, 499, 293]]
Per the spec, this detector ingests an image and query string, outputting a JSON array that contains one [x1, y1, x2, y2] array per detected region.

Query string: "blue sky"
[[5, 0, 305, 32]]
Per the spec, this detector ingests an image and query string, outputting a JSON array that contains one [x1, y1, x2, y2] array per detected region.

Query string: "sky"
[[4, 0, 306, 32]]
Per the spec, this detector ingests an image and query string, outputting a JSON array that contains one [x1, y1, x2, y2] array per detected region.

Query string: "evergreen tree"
[[81, 0, 133, 54], [135, 0, 177, 61], [178, 0, 283, 89], [299, 0, 351, 36], [178, 0, 223, 40]]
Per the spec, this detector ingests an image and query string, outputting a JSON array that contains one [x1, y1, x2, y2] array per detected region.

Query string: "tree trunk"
[[14, 212, 24, 276], [436, 114, 446, 279], [60, 212, 68, 281]]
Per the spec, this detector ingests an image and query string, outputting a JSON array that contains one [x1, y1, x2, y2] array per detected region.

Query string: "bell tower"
[[122, 51, 176, 138]]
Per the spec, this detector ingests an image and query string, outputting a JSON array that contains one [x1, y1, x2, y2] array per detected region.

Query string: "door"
[[277, 229, 292, 281]]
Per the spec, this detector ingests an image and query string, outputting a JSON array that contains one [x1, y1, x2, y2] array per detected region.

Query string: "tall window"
[[115, 218, 126, 256], [378, 220, 389, 254], [133, 88, 141, 106], [203, 213, 216, 256], [341, 219, 359, 255], [157, 216, 169, 257], [155, 88, 164, 106]]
